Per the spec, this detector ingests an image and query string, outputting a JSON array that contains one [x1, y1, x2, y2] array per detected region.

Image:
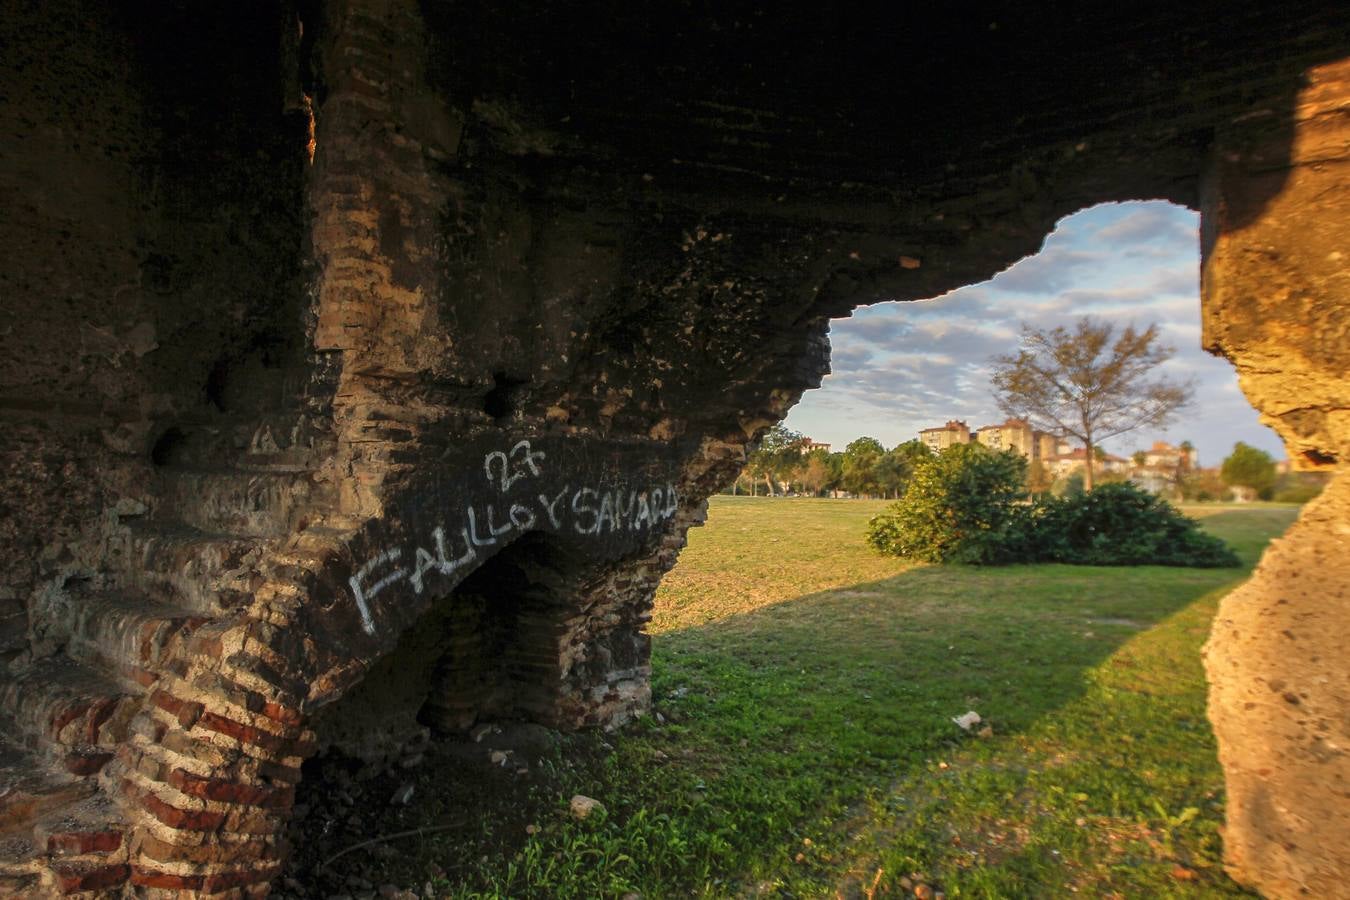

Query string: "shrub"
[[1032, 482, 1239, 567], [1270, 471, 1329, 505], [866, 444, 1029, 565], [869, 460, 1239, 568], [1272, 483, 1323, 504], [1221, 442, 1277, 496]]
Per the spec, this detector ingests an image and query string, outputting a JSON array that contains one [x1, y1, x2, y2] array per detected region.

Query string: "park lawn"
[[429, 497, 1296, 898]]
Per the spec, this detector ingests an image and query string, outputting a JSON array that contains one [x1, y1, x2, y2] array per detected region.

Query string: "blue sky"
[[784, 201, 1285, 467]]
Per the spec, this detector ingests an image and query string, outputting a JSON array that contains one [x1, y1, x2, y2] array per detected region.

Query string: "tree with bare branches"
[[991, 317, 1193, 491]]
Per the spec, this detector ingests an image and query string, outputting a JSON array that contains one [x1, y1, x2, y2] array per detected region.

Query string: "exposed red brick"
[[224, 805, 284, 835], [138, 832, 277, 865], [130, 667, 160, 688], [136, 619, 166, 664], [195, 710, 272, 748], [150, 688, 204, 729], [125, 783, 227, 832], [257, 758, 303, 785], [202, 862, 280, 892], [224, 652, 309, 702], [130, 866, 205, 890], [52, 862, 129, 893], [167, 768, 294, 809], [195, 711, 294, 754], [84, 696, 119, 743], [186, 670, 303, 727], [49, 698, 94, 737], [261, 699, 303, 726], [189, 633, 225, 660], [47, 828, 123, 855], [63, 749, 114, 776]]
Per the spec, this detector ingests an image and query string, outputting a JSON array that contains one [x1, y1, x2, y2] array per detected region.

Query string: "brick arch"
[[101, 434, 711, 891]]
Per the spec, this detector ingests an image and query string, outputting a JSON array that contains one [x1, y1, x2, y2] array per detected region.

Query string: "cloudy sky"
[[784, 201, 1284, 467]]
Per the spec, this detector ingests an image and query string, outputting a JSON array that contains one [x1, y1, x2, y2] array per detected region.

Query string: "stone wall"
[[1200, 58, 1350, 900], [0, 0, 1347, 895]]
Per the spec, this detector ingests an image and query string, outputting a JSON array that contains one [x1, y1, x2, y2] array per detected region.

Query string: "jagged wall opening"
[[785, 200, 1288, 482]]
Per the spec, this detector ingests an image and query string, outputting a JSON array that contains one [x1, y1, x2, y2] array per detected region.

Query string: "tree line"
[[733, 427, 933, 498], [733, 425, 1325, 505], [734, 315, 1326, 504]]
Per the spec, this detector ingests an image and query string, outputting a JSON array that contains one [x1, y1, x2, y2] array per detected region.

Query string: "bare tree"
[[991, 317, 1192, 490]]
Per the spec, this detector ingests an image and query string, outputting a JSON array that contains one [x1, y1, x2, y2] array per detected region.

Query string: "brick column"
[[116, 577, 320, 894]]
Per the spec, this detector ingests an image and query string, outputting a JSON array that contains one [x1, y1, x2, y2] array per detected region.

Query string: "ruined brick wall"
[[1, 2, 320, 892], [1, 0, 1347, 895]]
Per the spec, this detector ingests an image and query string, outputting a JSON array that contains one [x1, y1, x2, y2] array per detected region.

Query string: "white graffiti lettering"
[[348, 548, 405, 635], [615, 489, 635, 531], [349, 442, 682, 634], [596, 492, 616, 533], [539, 485, 569, 528], [572, 487, 599, 534], [509, 503, 537, 530], [483, 439, 547, 493]]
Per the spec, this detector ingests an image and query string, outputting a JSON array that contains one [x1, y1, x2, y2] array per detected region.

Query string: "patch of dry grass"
[[652, 498, 913, 633]]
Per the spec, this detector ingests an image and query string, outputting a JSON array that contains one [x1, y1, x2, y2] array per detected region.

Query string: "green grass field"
[[409, 498, 1298, 898]]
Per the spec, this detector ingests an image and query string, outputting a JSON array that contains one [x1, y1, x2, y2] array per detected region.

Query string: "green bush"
[[865, 444, 1029, 565], [1271, 483, 1324, 504], [1032, 482, 1239, 567], [868, 454, 1239, 568]]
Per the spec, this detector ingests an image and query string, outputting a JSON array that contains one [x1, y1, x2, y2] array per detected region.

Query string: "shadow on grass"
[[637, 567, 1257, 897], [285, 506, 1295, 898]]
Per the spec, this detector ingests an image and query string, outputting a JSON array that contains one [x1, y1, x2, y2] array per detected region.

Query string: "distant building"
[[1130, 469, 1175, 494], [975, 418, 1056, 462], [919, 419, 971, 453], [1035, 432, 1059, 462], [1047, 447, 1129, 476], [1144, 440, 1195, 470], [1127, 440, 1196, 494], [1000, 418, 1038, 458], [921, 416, 1062, 463], [800, 438, 831, 453]]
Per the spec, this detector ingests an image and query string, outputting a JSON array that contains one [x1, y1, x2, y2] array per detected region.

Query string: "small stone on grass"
[[569, 795, 605, 820]]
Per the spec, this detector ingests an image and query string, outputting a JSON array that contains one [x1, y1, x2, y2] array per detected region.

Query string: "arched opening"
[[307, 531, 594, 763], [285, 530, 642, 890]]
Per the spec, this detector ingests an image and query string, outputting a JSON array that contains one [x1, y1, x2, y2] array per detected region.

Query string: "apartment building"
[[919, 419, 972, 453]]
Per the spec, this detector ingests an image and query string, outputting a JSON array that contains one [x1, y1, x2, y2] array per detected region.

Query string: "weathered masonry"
[[1, 2, 1347, 896]]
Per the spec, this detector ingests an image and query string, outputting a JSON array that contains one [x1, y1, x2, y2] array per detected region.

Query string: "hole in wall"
[[419, 531, 580, 733], [483, 371, 529, 421], [149, 427, 189, 467], [205, 357, 231, 411], [1303, 449, 1336, 466], [201, 335, 300, 416]]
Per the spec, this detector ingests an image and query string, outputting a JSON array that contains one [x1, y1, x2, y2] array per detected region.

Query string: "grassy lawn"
[[314, 498, 1297, 898]]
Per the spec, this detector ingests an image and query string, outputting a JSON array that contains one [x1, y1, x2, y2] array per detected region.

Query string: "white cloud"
[[785, 202, 1284, 461]]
